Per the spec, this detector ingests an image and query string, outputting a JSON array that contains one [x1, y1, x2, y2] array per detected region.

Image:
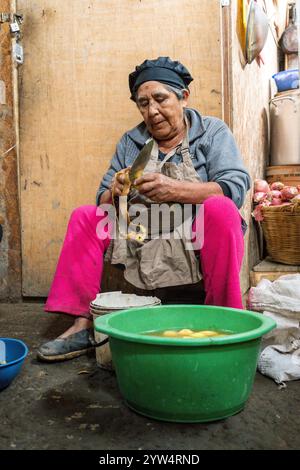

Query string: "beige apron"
[[106, 125, 203, 290]]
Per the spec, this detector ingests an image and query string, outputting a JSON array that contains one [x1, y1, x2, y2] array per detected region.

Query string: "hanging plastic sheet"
[[246, 0, 269, 64]]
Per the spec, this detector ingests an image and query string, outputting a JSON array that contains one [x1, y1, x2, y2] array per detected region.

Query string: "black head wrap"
[[129, 56, 193, 101]]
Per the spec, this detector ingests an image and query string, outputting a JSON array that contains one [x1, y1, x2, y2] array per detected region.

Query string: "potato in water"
[[162, 330, 178, 338], [192, 331, 219, 338], [177, 329, 194, 336], [146, 329, 230, 338]]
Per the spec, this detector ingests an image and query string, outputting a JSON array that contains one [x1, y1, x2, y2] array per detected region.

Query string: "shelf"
[[250, 257, 300, 287]]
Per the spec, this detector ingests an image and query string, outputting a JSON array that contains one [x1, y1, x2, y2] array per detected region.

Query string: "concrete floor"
[[0, 302, 300, 450]]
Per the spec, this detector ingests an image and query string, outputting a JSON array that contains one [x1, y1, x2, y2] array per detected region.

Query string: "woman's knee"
[[70, 205, 97, 223], [203, 196, 241, 228]]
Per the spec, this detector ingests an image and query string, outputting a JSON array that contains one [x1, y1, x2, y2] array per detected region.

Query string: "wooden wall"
[[0, 0, 22, 301], [17, 0, 223, 296], [230, 0, 289, 294]]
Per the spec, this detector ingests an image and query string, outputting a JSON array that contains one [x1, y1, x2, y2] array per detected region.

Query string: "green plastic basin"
[[94, 305, 275, 423]]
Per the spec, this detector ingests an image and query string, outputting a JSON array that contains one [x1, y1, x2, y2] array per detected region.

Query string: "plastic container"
[[95, 305, 276, 422], [90, 292, 161, 370], [270, 90, 300, 165], [272, 69, 299, 93], [0, 338, 28, 391], [270, 88, 300, 166]]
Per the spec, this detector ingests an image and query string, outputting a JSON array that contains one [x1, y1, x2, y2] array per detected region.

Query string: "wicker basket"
[[266, 165, 300, 187], [261, 202, 300, 265]]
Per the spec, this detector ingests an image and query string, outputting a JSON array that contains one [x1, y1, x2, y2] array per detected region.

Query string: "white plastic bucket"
[[270, 90, 300, 165], [90, 292, 161, 370]]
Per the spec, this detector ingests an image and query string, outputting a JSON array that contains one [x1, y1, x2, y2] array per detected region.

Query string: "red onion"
[[262, 200, 271, 207], [252, 200, 271, 222], [291, 195, 300, 203], [253, 191, 267, 203], [254, 179, 270, 193], [271, 198, 283, 206], [271, 182, 284, 191], [281, 186, 299, 201], [268, 190, 282, 199], [252, 206, 264, 222], [297, 185, 300, 193]]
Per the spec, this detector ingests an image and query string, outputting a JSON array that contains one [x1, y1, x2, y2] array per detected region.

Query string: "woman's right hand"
[[110, 168, 131, 197]]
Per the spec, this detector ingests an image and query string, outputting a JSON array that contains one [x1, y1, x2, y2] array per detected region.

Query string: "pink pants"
[[45, 196, 245, 318]]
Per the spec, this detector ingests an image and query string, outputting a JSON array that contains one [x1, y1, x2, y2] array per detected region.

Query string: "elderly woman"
[[37, 57, 250, 362]]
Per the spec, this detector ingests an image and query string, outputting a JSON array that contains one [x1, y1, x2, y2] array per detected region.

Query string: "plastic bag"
[[258, 311, 300, 384], [249, 275, 300, 384], [248, 274, 300, 320]]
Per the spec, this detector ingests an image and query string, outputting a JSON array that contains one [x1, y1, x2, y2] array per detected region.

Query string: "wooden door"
[[18, 0, 223, 296]]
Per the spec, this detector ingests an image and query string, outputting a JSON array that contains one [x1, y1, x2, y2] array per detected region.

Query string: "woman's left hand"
[[134, 173, 179, 203]]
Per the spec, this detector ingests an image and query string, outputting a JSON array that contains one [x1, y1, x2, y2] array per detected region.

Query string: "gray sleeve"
[[205, 122, 251, 209], [96, 133, 128, 205]]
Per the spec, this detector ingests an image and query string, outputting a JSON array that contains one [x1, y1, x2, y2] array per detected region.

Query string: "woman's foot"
[[36, 317, 95, 362], [59, 317, 93, 339]]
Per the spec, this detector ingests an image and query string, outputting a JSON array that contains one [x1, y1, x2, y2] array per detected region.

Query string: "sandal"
[[36, 328, 95, 362]]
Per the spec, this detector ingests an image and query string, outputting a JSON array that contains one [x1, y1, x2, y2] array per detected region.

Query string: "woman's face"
[[136, 81, 189, 141]]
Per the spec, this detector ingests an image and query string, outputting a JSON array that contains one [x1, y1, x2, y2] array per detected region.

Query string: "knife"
[[129, 139, 154, 184]]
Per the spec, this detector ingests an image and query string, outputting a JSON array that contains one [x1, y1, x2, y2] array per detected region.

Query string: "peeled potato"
[[127, 231, 146, 244], [130, 168, 143, 181], [131, 169, 144, 190], [190, 332, 207, 338], [200, 331, 220, 337], [178, 329, 194, 336], [162, 330, 178, 338], [149, 328, 229, 339]]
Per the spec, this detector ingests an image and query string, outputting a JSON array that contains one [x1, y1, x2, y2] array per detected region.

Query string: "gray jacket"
[[96, 108, 251, 209]]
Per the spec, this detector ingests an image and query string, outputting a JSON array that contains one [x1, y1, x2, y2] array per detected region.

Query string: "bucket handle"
[[270, 95, 297, 106], [90, 336, 109, 348], [270, 96, 298, 115]]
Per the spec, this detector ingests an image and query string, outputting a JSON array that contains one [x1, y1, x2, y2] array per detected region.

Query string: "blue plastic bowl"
[[272, 69, 299, 92], [0, 338, 28, 391]]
